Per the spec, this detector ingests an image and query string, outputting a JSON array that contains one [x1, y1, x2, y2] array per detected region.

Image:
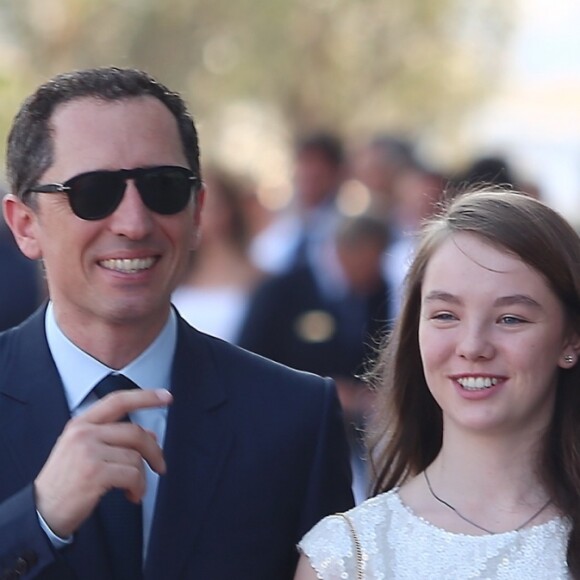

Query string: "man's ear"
[[3, 194, 42, 259], [190, 185, 205, 251]]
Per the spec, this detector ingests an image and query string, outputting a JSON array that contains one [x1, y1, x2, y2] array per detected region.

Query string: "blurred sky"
[[466, 0, 580, 218]]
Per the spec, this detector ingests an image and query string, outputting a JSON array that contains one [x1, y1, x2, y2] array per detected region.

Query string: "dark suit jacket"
[[0, 307, 353, 579]]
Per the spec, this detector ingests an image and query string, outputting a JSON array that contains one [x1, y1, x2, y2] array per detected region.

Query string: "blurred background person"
[[249, 131, 346, 277], [350, 137, 445, 314], [172, 165, 262, 343], [239, 213, 394, 502], [350, 133, 415, 220], [451, 153, 544, 201], [383, 159, 445, 315], [0, 212, 44, 331], [452, 154, 518, 192]]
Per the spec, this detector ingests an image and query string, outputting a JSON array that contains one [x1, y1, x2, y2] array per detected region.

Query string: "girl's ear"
[[559, 332, 580, 369]]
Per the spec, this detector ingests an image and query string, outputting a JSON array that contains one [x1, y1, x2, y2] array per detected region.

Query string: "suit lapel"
[[0, 307, 112, 579], [0, 308, 71, 476], [145, 320, 233, 579]]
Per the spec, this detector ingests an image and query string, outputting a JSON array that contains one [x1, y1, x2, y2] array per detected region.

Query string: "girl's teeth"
[[457, 377, 498, 391]]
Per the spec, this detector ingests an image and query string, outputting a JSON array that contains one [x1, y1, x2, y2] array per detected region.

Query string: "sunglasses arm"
[[27, 184, 71, 194]]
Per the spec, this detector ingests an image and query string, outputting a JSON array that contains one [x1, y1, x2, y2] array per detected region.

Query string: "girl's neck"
[[431, 427, 545, 503], [398, 426, 556, 536]]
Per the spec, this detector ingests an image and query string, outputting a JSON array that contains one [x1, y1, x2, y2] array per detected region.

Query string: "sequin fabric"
[[299, 489, 571, 579]]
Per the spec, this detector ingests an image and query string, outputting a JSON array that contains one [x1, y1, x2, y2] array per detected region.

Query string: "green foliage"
[[0, 0, 513, 176]]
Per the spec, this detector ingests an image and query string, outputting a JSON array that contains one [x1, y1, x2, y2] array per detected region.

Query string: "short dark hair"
[[335, 214, 390, 250], [369, 134, 415, 168], [295, 131, 344, 167], [458, 155, 517, 190], [7, 66, 201, 200]]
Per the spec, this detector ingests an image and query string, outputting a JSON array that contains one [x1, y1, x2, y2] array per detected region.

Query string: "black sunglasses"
[[26, 165, 198, 221]]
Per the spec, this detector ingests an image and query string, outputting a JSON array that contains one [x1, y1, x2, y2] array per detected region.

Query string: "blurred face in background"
[[392, 168, 441, 229], [351, 145, 399, 214], [336, 237, 385, 295], [293, 149, 343, 211]]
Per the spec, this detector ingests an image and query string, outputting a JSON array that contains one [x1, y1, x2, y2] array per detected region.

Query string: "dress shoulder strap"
[[336, 512, 364, 580]]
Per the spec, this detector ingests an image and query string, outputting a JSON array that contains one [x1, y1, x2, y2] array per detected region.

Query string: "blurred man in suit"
[[250, 132, 346, 275], [240, 214, 392, 501]]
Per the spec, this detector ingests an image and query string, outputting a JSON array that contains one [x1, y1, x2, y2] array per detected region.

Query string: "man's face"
[[293, 150, 342, 210], [7, 96, 202, 336]]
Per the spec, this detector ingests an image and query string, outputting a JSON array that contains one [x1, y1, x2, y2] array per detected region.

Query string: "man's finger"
[[82, 388, 172, 424], [99, 423, 167, 475]]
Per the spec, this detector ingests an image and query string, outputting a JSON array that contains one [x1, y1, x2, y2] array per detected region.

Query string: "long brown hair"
[[367, 189, 580, 575]]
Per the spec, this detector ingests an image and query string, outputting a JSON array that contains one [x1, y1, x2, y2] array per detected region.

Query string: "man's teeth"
[[100, 257, 155, 273], [457, 377, 499, 391]]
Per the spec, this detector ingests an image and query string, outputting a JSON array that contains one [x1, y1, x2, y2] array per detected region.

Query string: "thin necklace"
[[423, 469, 552, 535]]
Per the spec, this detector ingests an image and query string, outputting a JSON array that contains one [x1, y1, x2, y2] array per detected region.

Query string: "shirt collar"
[[45, 302, 177, 412]]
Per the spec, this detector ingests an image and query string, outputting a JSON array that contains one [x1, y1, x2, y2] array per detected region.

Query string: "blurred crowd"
[[172, 131, 541, 501], [1, 130, 543, 501]]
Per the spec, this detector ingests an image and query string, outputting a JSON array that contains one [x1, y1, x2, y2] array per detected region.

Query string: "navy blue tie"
[[93, 373, 143, 580]]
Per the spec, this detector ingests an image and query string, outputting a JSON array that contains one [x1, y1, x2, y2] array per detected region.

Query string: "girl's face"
[[419, 232, 578, 437]]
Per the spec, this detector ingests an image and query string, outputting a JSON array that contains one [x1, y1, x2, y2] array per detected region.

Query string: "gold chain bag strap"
[[337, 512, 363, 580]]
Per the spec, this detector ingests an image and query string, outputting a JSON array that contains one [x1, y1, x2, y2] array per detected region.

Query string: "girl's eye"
[[431, 312, 456, 321], [499, 315, 526, 325]]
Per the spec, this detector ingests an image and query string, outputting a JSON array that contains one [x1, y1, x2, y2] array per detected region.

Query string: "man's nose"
[[108, 181, 153, 239]]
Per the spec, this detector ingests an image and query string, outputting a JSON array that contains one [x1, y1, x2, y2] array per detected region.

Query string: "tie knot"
[[93, 373, 139, 399]]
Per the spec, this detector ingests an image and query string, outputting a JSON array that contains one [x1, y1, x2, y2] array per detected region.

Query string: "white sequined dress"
[[299, 489, 571, 579]]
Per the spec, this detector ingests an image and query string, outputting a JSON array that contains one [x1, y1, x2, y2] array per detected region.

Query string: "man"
[[0, 67, 353, 579], [249, 131, 346, 275]]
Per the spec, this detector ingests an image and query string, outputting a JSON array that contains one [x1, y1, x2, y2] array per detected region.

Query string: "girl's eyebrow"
[[423, 291, 542, 310], [423, 290, 461, 305], [493, 294, 541, 309]]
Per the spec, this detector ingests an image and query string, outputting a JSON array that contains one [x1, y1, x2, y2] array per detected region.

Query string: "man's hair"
[[369, 134, 415, 168], [295, 131, 344, 167], [335, 214, 390, 250], [7, 66, 201, 200]]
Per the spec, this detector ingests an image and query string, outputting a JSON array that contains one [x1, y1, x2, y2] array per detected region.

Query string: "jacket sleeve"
[[297, 377, 355, 540], [0, 484, 57, 579]]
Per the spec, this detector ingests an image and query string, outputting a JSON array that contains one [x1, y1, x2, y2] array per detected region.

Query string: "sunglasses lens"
[[67, 172, 125, 220], [61, 166, 193, 220], [138, 168, 193, 215]]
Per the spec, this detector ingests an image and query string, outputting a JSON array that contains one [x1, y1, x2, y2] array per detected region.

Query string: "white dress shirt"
[[39, 302, 176, 558]]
